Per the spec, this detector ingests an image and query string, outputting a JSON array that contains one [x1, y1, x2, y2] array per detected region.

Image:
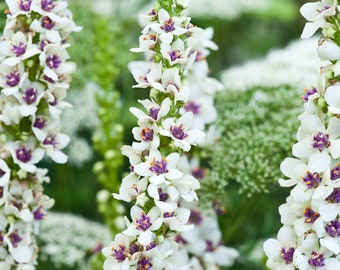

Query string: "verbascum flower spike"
[[264, 1, 340, 269], [102, 0, 236, 269], [0, 0, 80, 269]]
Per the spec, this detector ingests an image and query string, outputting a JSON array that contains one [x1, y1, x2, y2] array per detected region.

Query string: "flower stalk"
[[0, 0, 80, 268], [264, 0, 340, 268]]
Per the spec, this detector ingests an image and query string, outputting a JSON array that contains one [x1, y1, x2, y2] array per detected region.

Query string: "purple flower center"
[[149, 158, 168, 174], [11, 42, 27, 57], [137, 257, 152, 270], [205, 240, 216, 252], [158, 188, 169, 202], [41, 16, 55, 30], [43, 75, 55, 84], [161, 18, 175, 32], [303, 87, 317, 102], [192, 167, 205, 179], [308, 251, 325, 268], [280, 247, 295, 264], [185, 101, 201, 115], [326, 188, 340, 203], [9, 231, 22, 247], [163, 211, 175, 218], [325, 220, 340, 237], [175, 234, 188, 245], [16, 146, 32, 163], [114, 245, 126, 262], [189, 210, 203, 225], [312, 132, 330, 151], [6, 70, 20, 87], [169, 50, 182, 62], [304, 208, 320, 224], [19, 0, 32, 11], [0, 232, 4, 245], [135, 212, 151, 231], [141, 128, 154, 142], [0, 169, 6, 178], [33, 206, 45, 220], [49, 95, 58, 106], [331, 165, 340, 180], [43, 135, 58, 148], [23, 88, 38, 105], [129, 243, 140, 255], [146, 242, 157, 251], [46, 54, 61, 69], [149, 107, 160, 120], [170, 124, 187, 140], [302, 171, 322, 189], [41, 0, 56, 11], [148, 9, 157, 17], [33, 117, 47, 129]]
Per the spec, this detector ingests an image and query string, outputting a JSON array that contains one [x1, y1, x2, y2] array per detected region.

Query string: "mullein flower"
[[264, 1, 340, 269], [103, 0, 237, 269], [0, 0, 80, 268]]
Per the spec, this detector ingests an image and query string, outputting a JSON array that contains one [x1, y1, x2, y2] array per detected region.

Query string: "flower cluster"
[[264, 1, 340, 268], [102, 0, 237, 269], [0, 1, 80, 268]]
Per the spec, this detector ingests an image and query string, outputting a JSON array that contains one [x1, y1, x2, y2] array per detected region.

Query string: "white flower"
[[129, 61, 162, 89], [113, 174, 148, 202], [160, 112, 205, 151], [6, 141, 44, 173], [160, 38, 195, 67], [263, 226, 298, 269], [123, 206, 163, 245], [130, 98, 171, 125], [0, 32, 40, 66], [5, 0, 33, 16], [132, 122, 160, 152], [0, 62, 26, 96], [152, 68, 190, 102], [293, 115, 340, 172], [39, 44, 75, 82], [317, 38, 340, 61], [300, 0, 337, 38], [162, 207, 192, 232], [40, 132, 70, 163], [133, 148, 183, 185]]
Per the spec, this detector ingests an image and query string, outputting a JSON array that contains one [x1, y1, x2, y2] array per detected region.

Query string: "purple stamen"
[[113, 245, 126, 262], [184, 101, 201, 115], [33, 117, 47, 129], [16, 146, 32, 163], [149, 107, 160, 120], [331, 165, 340, 180], [9, 231, 22, 247], [312, 131, 330, 151], [161, 18, 175, 33], [23, 88, 38, 105], [41, 0, 56, 11], [192, 167, 205, 179], [0, 187, 3, 198], [205, 240, 215, 252], [326, 188, 340, 203], [169, 50, 182, 62], [129, 243, 140, 255], [170, 125, 187, 140], [33, 206, 45, 220], [175, 234, 188, 245], [149, 158, 167, 174], [43, 135, 58, 148], [6, 70, 20, 87], [141, 128, 154, 142], [303, 87, 317, 102], [135, 212, 151, 231], [325, 220, 340, 237], [163, 211, 175, 218], [19, 0, 32, 11], [41, 16, 55, 30], [158, 188, 169, 202], [0, 169, 6, 178], [11, 42, 27, 57], [308, 251, 325, 268], [304, 208, 320, 224], [189, 210, 203, 225], [302, 171, 321, 189], [137, 257, 152, 270], [281, 247, 295, 264], [46, 54, 61, 69], [146, 242, 157, 251]]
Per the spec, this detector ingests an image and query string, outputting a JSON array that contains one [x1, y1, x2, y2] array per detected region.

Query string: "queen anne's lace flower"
[[264, 1, 340, 269], [0, 0, 80, 268]]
